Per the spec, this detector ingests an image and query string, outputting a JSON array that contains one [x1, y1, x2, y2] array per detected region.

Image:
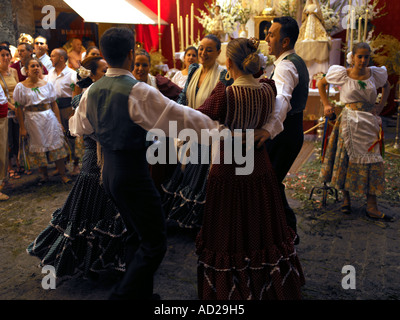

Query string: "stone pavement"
[[0, 117, 399, 301]]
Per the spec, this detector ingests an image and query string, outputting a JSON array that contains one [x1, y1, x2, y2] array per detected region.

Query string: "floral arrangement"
[[370, 34, 400, 76], [196, 1, 256, 37], [320, 3, 340, 34], [278, 0, 298, 19], [352, 0, 387, 21]]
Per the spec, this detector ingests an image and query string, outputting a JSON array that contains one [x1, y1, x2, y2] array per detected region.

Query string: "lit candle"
[[191, 3, 194, 44], [176, 0, 180, 32], [171, 23, 175, 55], [363, 9, 369, 42], [186, 14, 189, 48], [180, 15, 184, 51], [358, 17, 362, 42], [158, 0, 161, 53], [350, 10, 354, 51]]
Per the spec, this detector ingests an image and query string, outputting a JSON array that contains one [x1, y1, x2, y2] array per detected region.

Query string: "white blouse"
[[13, 81, 57, 107], [325, 65, 388, 105], [171, 70, 188, 88]]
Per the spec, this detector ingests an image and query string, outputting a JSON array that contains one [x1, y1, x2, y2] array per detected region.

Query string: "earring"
[[225, 70, 231, 81]]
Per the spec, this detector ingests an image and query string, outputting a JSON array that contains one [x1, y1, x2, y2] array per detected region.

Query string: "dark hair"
[[352, 42, 371, 55], [0, 45, 11, 55], [100, 27, 136, 67], [76, 56, 104, 88], [204, 34, 221, 51], [23, 56, 44, 75], [272, 16, 299, 48], [135, 48, 151, 63], [18, 42, 33, 52], [227, 38, 260, 75], [184, 46, 198, 56], [86, 46, 100, 56], [0, 41, 11, 47]]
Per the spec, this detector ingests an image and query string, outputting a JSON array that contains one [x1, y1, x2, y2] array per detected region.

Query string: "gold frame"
[[254, 15, 276, 40]]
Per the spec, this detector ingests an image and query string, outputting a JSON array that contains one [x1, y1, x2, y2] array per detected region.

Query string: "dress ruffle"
[[27, 138, 128, 277], [162, 144, 211, 229], [195, 148, 305, 300]]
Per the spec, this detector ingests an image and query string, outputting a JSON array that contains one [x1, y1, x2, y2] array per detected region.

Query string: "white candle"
[[180, 15, 184, 51], [186, 14, 189, 48], [158, 0, 161, 53], [191, 3, 194, 44], [176, 0, 180, 32], [171, 23, 175, 56], [363, 9, 369, 42], [350, 10, 354, 51], [358, 17, 362, 42]]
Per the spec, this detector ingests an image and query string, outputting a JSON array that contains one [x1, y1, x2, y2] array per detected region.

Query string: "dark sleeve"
[[155, 74, 182, 101], [196, 81, 228, 121]]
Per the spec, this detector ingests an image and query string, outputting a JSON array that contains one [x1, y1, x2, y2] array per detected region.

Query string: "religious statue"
[[211, 5, 225, 40], [298, 0, 329, 41]]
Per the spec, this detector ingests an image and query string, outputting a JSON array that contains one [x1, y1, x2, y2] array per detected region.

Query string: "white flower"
[[78, 66, 91, 79]]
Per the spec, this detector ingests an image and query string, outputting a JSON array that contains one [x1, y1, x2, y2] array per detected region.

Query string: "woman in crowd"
[[318, 42, 393, 221], [13, 57, 69, 184], [0, 85, 9, 200], [162, 34, 230, 229], [132, 48, 182, 193], [195, 37, 305, 300], [82, 46, 101, 59], [0, 45, 21, 179], [132, 48, 182, 101], [171, 46, 198, 88], [27, 56, 128, 279]]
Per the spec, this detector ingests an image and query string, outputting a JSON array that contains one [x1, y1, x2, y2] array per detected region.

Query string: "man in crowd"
[[256, 16, 310, 245], [48, 48, 79, 175], [34, 35, 54, 73]]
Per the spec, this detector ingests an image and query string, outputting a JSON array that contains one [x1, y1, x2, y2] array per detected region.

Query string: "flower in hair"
[[77, 66, 91, 79], [248, 37, 260, 51]]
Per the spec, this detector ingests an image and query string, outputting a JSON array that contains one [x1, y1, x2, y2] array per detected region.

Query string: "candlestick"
[[358, 17, 362, 42], [363, 9, 369, 42], [191, 3, 194, 44], [186, 14, 189, 48], [171, 23, 176, 68], [180, 15, 184, 52]]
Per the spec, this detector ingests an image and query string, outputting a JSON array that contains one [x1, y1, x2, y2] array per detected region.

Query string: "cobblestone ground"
[[0, 153, 399, 301]]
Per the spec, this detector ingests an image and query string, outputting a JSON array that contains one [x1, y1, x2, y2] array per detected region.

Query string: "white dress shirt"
[[47, 65, 77, 98], [37, 53, 54, 74], [262, 49, 299, 139], [0, 85, 7, 105], [69, 68, 224, 139]]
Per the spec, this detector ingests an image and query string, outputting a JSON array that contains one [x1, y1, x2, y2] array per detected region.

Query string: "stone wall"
[[0, 0, 17, 45]]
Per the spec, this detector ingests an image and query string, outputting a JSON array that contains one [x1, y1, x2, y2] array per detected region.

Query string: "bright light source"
[[63, 0, 167, 25]]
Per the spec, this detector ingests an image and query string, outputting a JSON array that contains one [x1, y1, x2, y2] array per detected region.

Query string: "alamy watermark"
[[41, 265, 56, 290], [341, 265, 356, 290], [146, 121, 255, 176], [41, 5, 56, 30]]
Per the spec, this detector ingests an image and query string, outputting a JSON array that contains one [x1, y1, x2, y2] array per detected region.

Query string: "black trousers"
[[265, 112, 304, 233], [102, 149, 167, 300]]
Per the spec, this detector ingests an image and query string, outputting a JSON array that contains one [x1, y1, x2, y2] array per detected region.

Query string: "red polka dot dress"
[[195, 77, 305, 300]]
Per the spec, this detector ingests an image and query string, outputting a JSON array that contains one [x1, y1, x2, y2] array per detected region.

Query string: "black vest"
[[86, 75, 148, 151], [284, 53, 309, 115]]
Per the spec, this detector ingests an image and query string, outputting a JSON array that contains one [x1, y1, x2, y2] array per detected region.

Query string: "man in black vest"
[[256, 16, 309, 245], [69, 27, 223, 299]]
